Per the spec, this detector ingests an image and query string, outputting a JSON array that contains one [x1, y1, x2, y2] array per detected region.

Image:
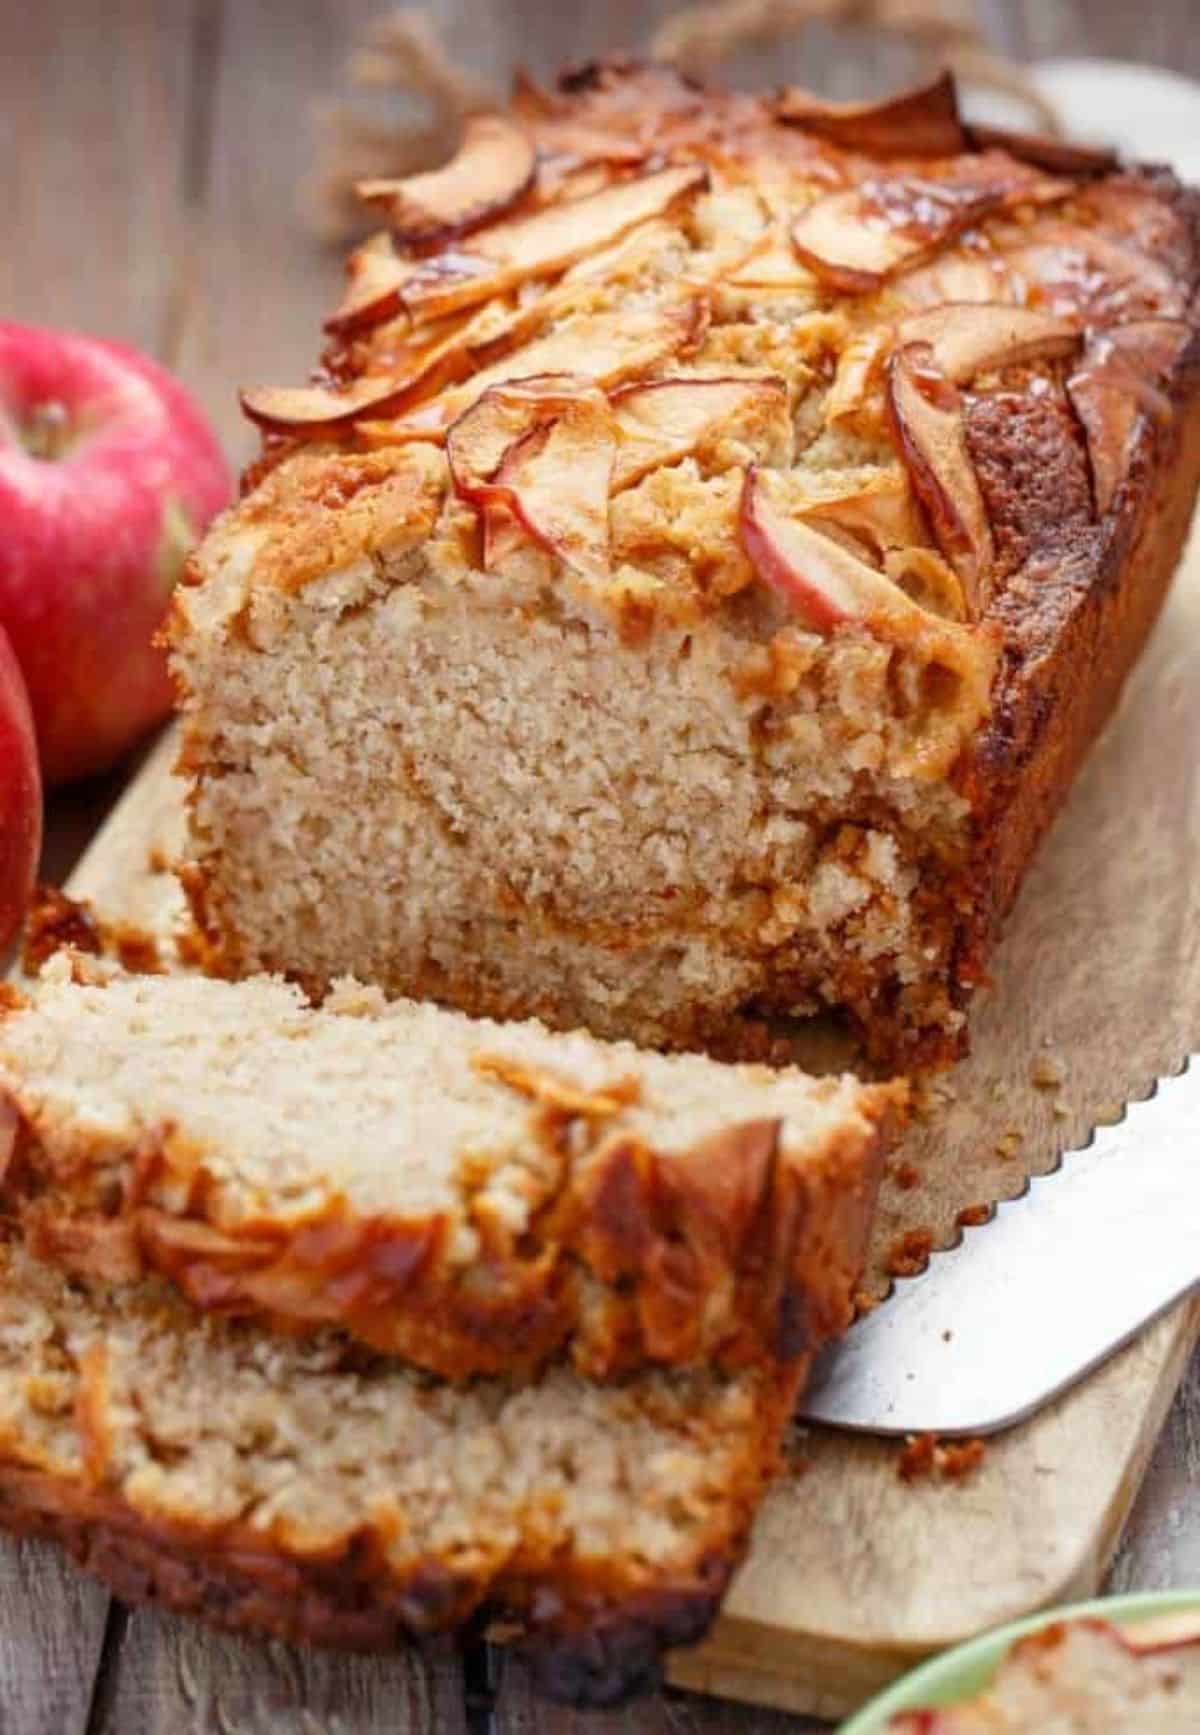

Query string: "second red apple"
[[0, 323, 232, 784]]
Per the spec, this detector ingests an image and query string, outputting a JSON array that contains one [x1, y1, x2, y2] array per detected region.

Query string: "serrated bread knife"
[[800, 1057, 1200, 1437]]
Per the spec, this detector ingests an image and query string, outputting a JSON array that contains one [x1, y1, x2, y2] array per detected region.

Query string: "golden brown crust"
[[951, 247, 1200, 1032], [0, 1442, 770, 1708], [4, 1055, 902, 1381], [0, 1467, 748, 1706]]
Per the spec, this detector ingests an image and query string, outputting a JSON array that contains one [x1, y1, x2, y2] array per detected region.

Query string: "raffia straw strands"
[[305, 1, 1058, 243]]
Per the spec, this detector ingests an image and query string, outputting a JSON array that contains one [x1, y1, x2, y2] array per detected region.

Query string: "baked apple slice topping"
[[357, 115, 537, 246], [495, 402, 616, 579], [610, 376, 790, 491], [401, 163, 709, 322], [893, 252, 1013, 311], [467, 299, 707, 402], [894, 302, 1080, 384], [325, 238, 414, 337], [246, 300, 704, 442], [965, 122, 1117, 178], [826, 330, 891, 425], [240, 371, 439, 435], [242, 300, 503, 434], [1005, 224, 1183, 322], [776, 71, 967, 158], [1067, 318, 1190, 514], [740, 466, 925, 631], [447, 377, 616, 577], [887, 343, 994, 617], [791, 155, 1069, 294], [796, 469, 927, 560]]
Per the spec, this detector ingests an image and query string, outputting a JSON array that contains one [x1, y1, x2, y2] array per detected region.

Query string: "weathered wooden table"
[[3, 2, 1199, 1728]]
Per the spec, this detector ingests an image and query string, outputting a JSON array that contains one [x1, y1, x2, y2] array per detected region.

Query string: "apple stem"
[[21, 401, 74, 461]]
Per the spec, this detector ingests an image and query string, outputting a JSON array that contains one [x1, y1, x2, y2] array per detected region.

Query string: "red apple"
[[0, 626, 41, 955], [0, 323, 232, 784]]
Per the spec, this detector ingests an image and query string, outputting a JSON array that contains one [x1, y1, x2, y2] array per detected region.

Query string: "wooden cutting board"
[[56, 517, 1200, 1722]]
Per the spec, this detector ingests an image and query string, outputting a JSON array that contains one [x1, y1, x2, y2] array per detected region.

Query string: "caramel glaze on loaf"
[[0, 962, 900, 1382], [0, 1238, 802, 1706], [169, 62, 1200, 1069]]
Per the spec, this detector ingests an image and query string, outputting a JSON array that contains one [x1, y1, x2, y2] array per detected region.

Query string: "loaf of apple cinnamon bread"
[[0, 1234, 802, 1706], [0, 957, 898, 1380], [169, 61, 1200, 1066]]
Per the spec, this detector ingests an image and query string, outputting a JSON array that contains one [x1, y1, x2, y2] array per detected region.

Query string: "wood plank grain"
[[1019, 0, 1200, 78], [0, 1541, 110, 1735], [169, 0, 377, 459], [1109, 1345, 1200, 1592], [0, 0, 193, 353], [0, 3, 201, 1727], [491, 1656, 816, 1733], [92, 1609, 467, 1735]]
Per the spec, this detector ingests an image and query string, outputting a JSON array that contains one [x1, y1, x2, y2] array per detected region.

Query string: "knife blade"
[[800, 1055, 1200, 1437]]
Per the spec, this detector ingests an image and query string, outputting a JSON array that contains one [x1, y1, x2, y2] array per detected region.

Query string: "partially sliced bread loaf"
[[0, 1238, 799, 1706], [0, 959, 900, 1380]]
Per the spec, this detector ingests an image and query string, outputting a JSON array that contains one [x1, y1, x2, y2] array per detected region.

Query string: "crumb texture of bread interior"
[[887, 1615, 1200, 1731], [0, 1236, 798, 1705], [170, 63, 1200, 1066], [0, 959, 898, 1379]]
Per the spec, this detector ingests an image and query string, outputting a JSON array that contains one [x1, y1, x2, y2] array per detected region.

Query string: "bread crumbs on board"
[[898, 1433, 987, 1484], [886, 1228, 934, 1279]]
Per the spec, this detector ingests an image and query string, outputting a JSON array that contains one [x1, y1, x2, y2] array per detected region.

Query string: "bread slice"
[[0, 1236, 800, 1706], [887, 1613, 1200, 1731], [0, 958, 899, 1381], [169, 62, 1200, 1070]]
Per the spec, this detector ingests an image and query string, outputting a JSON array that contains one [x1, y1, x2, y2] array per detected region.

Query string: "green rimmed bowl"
[[839, 1590, 1200, 1731]]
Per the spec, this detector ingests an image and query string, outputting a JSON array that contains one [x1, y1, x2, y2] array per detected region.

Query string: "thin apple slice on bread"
[[965, 122, 1118, 178], [739, 466, 962, 631], [895, 302, 1081, 384], [446, 374, 583, 497], [887, 343, 994, 617], [242, 308, 490, 434], [356, 114, 537, 245], [826, 329, 892, 426], [400, 163, 710, 322], [791, 155, 1070, 295], [1068, 318, 1192, 513], [240, 373, 433, 435], [776, 71, 967, 158], [325, 237, 415, 337], [610, 376, 791, 491], [244, 299, 702, 442], [448, 378, 616, 577], [893, 253, 1014, 310], [1005, 223, 1185, 321], [795, 469, 928, 559], [498, 404, 615, 578], [458, 298, 708, 406]]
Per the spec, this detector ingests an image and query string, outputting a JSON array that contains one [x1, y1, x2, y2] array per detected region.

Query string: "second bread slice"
[[0, 959, 900, 1381]]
